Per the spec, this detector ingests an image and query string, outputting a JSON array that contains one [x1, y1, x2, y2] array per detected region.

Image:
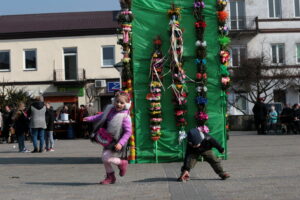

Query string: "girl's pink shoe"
[[100, 172, 116, 184], [118, 160, 128, 177]]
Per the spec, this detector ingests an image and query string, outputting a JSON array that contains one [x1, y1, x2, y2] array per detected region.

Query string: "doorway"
[[64, 48, 77, 80]]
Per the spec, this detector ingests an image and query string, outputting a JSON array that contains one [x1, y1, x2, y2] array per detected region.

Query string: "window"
[[0, 51, 10, 71], [64, 48, 77, 80], [24, 49, 37, 70], [297, 44, 300, 63], [235, 93, 247, 112], [269, 0, 281, 18], [230, 0, 246, 30], [295, 0, 300, 17], [231, 46, 246, 67], [271, 44, 285, 64], [102, 46, 115, 66]]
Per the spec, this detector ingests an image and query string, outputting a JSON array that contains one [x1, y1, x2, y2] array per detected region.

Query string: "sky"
[[1, 0, 121, 15]]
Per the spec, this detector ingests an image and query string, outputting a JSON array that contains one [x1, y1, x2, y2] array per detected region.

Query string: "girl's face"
[[46, 103, 50, 109], [114, 96, 127, 111]]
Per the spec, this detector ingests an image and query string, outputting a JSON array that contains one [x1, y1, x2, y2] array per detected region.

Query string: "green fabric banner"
[[132, 0, 227, 163]]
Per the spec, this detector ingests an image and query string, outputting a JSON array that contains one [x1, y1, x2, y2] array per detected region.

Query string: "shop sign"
[[107, 82, 120, 93]]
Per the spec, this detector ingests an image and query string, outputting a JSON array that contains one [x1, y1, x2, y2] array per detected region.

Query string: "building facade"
[[228, 0, 300, 115], [0, 11, 121, 111]]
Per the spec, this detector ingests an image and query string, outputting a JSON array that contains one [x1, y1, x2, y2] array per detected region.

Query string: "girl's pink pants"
[[102, 149, 121, 173]]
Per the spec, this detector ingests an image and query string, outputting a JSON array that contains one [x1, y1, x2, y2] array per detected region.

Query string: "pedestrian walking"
[[177, 127, 230, 182], [45, 103, 55, 152], [11, 102, 30, 152], [78, 104, 89, 138], [252, 97, 268, 135], [27, 96, 47, 153], [86, 102, 97, 135], [84, 91, 132, 184]]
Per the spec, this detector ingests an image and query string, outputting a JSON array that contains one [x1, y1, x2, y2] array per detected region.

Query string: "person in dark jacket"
[[45, 103, 55, 151], [177, 128, 230, 182], [27, 96, 47, 153], [252, 97, 268, 135], [2, 105, 15, 143], [78, 104, 89, 138], [291, 104, 300, 134], [280, 104, 293, 134], [12, 102, 30, 152]]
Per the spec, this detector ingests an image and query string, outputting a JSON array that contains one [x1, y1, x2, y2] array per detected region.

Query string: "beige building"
[[0, 11, 121, 111], [227, 0, 300, 115]]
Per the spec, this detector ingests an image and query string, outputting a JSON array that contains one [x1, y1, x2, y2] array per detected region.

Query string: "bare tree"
[[230, 55, 300, 110], [85, 83, 96, 104], [85, 83, 105, 104]]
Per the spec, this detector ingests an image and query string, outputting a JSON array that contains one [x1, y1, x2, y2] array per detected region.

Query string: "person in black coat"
[[2, 105, 14, 143], [45, 103, 55, 151], [177, 128, 230, 182], [12, 102, 30, 152], [252, 97, 268, 135], [291, 104, 300, 134], [280, 104, 293, 134]]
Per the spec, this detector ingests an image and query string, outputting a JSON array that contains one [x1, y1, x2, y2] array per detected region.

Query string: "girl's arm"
[[118, 116, 132, 146], [83, 113, 103, 122]]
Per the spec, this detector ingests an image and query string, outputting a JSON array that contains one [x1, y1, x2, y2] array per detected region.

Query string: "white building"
[[228, 0, 300, 115], [0, 11, 121, 111]]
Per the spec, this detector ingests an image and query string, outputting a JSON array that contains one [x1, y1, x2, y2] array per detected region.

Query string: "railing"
[[228, 16, 300, 33], [53, 68, 86, 82], [228, 16, 257, 31]]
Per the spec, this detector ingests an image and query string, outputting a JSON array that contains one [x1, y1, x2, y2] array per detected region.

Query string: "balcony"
[[256, 18, 300, 33], [53, 68, 86, 86], [228, 16, 258, 37], [229, 16, 300, 36]]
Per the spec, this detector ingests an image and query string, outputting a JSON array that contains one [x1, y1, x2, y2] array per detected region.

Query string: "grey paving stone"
[[0, 132, 299, 200]]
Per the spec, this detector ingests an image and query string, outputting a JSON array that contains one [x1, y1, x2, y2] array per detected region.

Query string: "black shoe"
[[220, 173, 230, 180], [39, 149, 44, 153], [31, 149, 38, 153]]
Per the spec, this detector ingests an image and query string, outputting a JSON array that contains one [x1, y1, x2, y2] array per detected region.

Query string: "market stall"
[[43, 91, 79, 139]]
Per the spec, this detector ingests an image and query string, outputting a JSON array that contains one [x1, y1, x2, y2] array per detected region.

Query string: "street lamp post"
[[114, 61, 124, 89]]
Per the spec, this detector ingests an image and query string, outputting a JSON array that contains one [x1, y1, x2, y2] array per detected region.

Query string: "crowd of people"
[[252, 97, 300, 135], [0, 97, 98, 153]]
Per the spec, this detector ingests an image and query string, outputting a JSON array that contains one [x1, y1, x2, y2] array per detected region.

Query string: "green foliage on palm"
[[0, 85, 33, 110]]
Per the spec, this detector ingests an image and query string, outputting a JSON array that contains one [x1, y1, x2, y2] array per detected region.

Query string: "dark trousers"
[[291, 121, 300, 134], [254, 118, 266, 135], [1, 127, 10, 142], [181, 150, 225, 176], [17, 134, 25, 152]]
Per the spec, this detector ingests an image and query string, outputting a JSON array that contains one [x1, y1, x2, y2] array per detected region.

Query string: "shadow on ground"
[[0, 157, 102, 165], [26, 182, 98, 186], [133, 177, 178, 183]]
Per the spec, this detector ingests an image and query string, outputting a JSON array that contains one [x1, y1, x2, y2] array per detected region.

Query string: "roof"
[[0, 11, 119, 39]]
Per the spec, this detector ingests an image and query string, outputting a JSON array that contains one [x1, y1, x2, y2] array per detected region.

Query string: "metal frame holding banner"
[[116, 0, 230, 163]]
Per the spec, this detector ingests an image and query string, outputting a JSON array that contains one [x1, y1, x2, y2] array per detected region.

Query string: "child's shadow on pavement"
[[133, 177, 220, 183], [26, 182, 98, 186], [133, 177, 177, 183]]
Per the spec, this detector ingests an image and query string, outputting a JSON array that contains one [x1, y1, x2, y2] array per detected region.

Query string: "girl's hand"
[[115, 143, 122, 151], [83, 117, 88, 122]]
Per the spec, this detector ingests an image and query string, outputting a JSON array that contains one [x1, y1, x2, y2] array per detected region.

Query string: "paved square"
[[0, 132, 299, 200]]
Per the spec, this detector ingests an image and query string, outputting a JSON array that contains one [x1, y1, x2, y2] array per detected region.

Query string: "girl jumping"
[[84, 91, 132, 184]]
